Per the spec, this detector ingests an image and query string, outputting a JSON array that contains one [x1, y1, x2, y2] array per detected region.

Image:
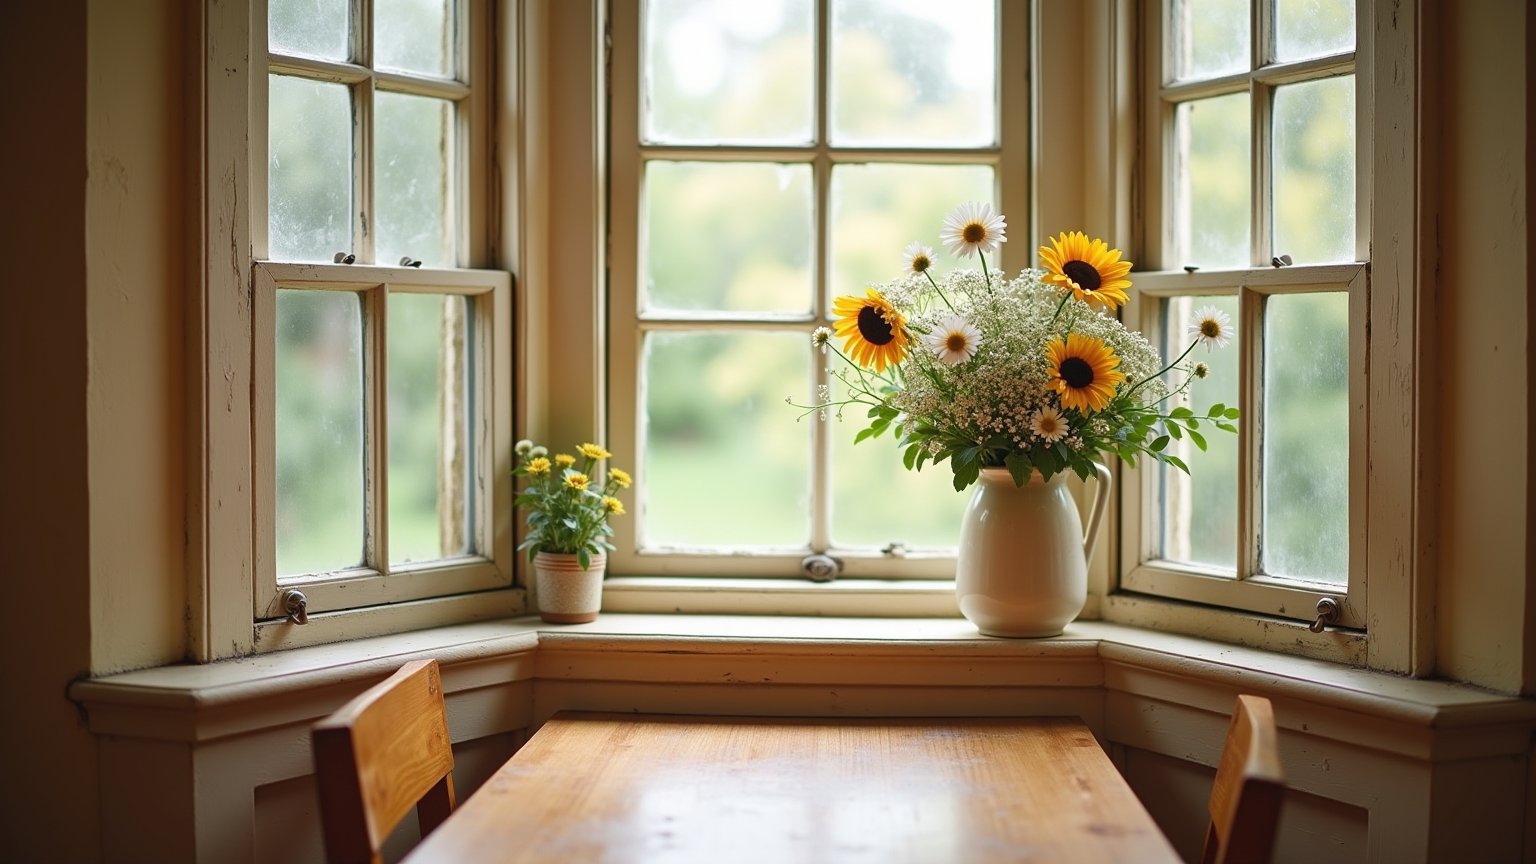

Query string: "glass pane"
[[269, 0, 350, 61], [828, 164, 995, 308], [643, 161, 813, 314], [375, 92, 453, 268], [376, 0, 453, 76], [269, 75, 353, 263], [1174, 93, 1251, 269], [1172, 0, 1248, 80], [1156, 295, 1240, 570], [830, 375, 970, 549], [642, 331, 810, 547], [643, 0, 813, 144], [829, 0, 996, 147], [1262, 291, 1348, 583], [275, 289, 365, 576], [388, 293, 471, 565], [1272, 77, 1356, 265], [1275, 0, 1354, 61]]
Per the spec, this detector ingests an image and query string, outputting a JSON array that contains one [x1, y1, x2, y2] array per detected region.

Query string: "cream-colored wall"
[[0, 5, 100, 864], [1435, 0, 1532, 693], [85, 0, 187, 674]]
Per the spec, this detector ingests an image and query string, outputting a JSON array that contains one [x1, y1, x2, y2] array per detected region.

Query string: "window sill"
[[72, 613, 1534, 757]]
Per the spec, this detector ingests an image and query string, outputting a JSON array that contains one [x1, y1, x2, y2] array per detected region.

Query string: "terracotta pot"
[[533, 551, 606, 624], [955, 464, 1111, 637]]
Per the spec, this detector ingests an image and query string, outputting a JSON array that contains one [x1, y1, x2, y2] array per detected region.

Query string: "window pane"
[[276, 290, 365, 576], [1172, 0, 1248, 80], [1262, 291, 1348, 583], [830, 374, 970, 549], [643, 0, 813, 144], [269, 0, 349, 61], [642, 331, 809, 547], [829, 0, 996, 147], [1272, 77, 1356, 265], [1275, 0, 1354, 62], [388, 293, 471, 565], [643, 161, 813, 314], [269, 75, 353, 263], [376, 0, 452, 77], [1174, 93, 1251, 269], [828, 164, 995, 308], [1156, 295, 1239, 570], [375, 92, 453, 268]]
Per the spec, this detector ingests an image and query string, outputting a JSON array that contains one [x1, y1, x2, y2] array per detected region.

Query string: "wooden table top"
[[403, 713, 1181, 863]]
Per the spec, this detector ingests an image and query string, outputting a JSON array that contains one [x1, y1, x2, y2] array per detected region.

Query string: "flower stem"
[[1047, 292, 1072, 329], [979, 254, 992, 292], [1125, 338, 1199, 400], [924, 270, 958, 313]]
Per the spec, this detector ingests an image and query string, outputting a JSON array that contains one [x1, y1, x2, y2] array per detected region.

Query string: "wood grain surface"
[[403, 713, 1179, 863]]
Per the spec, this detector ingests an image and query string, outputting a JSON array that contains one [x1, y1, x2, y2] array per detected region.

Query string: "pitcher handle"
[[1083, 462, 1113, 560]]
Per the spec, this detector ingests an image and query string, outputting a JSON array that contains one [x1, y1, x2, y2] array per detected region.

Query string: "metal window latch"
[[1309, 597, 1340, 633], [332, 251, 356, 264], [1271, 253, 1294, 268], [282, 589, 309, 625], [800, 554, 842, 583]]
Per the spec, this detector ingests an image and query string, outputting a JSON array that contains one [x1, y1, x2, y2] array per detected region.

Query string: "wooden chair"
[[1202, 694, 1285, 864], [312, 659, 457, 864]]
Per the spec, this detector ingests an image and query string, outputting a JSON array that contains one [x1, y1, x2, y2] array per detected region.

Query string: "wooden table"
[[403, 713, 1181, 863]]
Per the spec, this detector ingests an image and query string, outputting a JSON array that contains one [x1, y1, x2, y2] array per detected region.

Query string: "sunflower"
[[1046, 332, 1126, 413], [832, 288, 910, 372], [1186, 305, 1233, 351], [939, 201, 1008, 259], [1038, 231, 1133, 310]]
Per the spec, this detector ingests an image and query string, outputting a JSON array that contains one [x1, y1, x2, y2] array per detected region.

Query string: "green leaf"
[[1150, 435, 1170, 452], [1004, 451, 1033, 487], [1165, 454, 1190, 474], [903, 443, 920, 471], [1208, 402, 1226, 417], [1166, 422, 1183, 440], [1215, 421, 1238, 433], [1224, 406, 1241, 419], [1188, 428, 1207, 451], [1186, 417, 1200, 430], [1170, 406, 1194, 419], [577, 547, 590, 569]]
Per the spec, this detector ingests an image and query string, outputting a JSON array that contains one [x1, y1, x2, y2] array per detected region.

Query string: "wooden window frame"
[[605, 0, 1030, 579]]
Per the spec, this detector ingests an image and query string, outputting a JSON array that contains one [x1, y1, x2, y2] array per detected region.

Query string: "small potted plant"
[[512, 439, 630, 623]]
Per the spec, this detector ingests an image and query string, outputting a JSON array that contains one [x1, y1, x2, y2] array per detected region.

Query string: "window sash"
[[606, 0, 1028, 578], [1118, 264, 1366, 629], [251, 262, 513, 623], [1118, 1, 1369, 628]]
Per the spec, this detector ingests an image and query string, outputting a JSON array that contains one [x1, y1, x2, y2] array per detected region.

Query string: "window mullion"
[[1237, 284, 1261, 581], [811, 0, 831, 554], [366, 285, 389, 574]]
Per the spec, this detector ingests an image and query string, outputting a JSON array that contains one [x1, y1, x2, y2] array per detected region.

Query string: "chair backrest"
[[312, 659, 457, 864], [1202, 694, 1285, 864]]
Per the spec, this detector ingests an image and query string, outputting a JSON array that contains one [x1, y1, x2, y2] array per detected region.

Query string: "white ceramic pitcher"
[[955, 464, 1112, 637]]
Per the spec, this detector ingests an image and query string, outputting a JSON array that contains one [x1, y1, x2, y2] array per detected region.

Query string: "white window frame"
[[1104, 0, 1436, 673], [193, 0, 519, 658], [606, 0, 1030, 579]]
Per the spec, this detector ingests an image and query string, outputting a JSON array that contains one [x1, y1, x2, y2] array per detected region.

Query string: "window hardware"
[[800, 554, 842, 583], [1270, 254, 1293, 268], [332, 252, 356, 265], [283, 589, 309, 625], [1309, 596, 1340, 633]]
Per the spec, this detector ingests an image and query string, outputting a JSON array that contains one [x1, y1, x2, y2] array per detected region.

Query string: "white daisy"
[[1028, 406, 1070, 443], [1186, 306, 1234, 351], [902, 241, 936, 274], [939, 201, 1008, 259], [923, 315, 983, 365]]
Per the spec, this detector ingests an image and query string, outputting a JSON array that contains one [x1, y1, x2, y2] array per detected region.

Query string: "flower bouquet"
[[512, 440, 631, 570], [794, 201, 1238, 491]]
